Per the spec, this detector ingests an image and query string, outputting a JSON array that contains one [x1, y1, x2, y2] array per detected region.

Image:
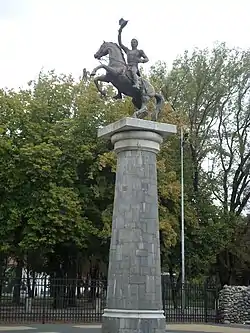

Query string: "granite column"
[[98, 117, 177, 333]]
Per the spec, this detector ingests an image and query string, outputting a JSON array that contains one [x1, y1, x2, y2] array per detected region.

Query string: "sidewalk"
[[75, 323, 250, 332], [167, 324, 250, 332], [0, 323, 249, 333]]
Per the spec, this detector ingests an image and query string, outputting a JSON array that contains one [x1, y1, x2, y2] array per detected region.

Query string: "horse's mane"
[[109, 42, 126, 64]]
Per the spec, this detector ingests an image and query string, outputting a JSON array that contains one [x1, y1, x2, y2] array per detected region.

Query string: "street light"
[[180, 127, 185, 288], [180, 126, 189, 310], [169, 102, 187, 308], [180, 127, 185, 310]]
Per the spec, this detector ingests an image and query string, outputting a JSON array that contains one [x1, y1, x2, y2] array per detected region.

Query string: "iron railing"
[[0, 277, 219, 324], [162, 281, 219, 323]]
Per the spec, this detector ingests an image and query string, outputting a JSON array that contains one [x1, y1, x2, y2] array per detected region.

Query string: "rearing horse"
[[91, 41, 164, 121]]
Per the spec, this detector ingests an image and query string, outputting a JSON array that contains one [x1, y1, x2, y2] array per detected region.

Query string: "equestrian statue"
[[90, 18, 165, 121]]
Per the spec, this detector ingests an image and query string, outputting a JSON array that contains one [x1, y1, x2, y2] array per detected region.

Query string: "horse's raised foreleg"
[[90, 65, 104, 77], [93, 74, 109, 97], [91, 64, 122, 77]]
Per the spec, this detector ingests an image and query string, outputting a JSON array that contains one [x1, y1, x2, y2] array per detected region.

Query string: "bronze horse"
[[90, 41, 164, 121]]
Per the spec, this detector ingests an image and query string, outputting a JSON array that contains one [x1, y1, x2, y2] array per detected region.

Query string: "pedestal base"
[[102, 309, 166, 333]]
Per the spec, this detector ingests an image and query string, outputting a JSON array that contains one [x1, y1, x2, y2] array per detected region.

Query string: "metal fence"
[[162, 282, 219, 323], [0, 277, 219, 324]]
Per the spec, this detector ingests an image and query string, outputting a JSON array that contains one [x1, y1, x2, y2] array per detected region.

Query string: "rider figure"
[[114, 23, 149, 99]]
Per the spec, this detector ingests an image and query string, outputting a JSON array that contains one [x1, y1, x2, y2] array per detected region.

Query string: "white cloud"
[[0, 0, 250, 88]]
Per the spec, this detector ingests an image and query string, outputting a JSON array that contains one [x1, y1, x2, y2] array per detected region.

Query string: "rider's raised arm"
[[118, 29, 129, 54], [139, 50, 149, 63]]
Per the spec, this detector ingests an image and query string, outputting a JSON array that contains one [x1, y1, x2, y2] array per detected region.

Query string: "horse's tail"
[[153, 93, 165, 121]]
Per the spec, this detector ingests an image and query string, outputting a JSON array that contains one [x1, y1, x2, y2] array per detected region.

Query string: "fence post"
[[204, 281, 208, 323], [215, 284, 220, 323], [25, 294, 32, 312], [95, 280, 101, 321], [42, 276, 46, 324], [161, 275, 166, 316]]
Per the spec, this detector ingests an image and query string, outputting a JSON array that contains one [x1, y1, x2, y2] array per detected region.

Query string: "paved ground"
[[0, 324, 249, 333]]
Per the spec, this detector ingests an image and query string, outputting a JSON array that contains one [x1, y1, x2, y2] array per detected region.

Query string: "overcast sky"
[[0, 0, 249, 89]]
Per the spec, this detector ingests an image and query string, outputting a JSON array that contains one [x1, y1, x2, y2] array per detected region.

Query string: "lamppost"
[[180, 126, 189, 309], [170, 102, 187, 308], [180, 127, 185, 289], [180, 127, 185, 310]]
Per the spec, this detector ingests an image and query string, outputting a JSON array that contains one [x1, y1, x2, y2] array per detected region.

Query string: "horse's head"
[[94, 41, 109, 60]]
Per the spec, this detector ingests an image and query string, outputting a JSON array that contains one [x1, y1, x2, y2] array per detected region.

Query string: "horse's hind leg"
[[132, 97, 141, 110], [152, 93, 165, 121], [133, 96, 150, 119]]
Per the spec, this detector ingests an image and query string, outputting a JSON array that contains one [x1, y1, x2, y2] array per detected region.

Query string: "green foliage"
[[149, 43, 250, 284], [0, 42, 249, 286]]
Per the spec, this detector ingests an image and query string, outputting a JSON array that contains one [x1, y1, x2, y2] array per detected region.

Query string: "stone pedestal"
[[98, 118, 177, 333]]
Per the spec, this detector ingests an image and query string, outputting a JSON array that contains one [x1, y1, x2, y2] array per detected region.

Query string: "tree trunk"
[[169, 268, 181, 309], [0, 255, 6, 301], [217, 251, 231, 287], [27, 271, 36, 298], [89, 265, 99, 301], [51, 266, 66, 309], [66, 259, 77, 307], [12, 259, 23, 305]]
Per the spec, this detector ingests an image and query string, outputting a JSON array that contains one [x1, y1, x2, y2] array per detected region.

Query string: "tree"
[[1, 42, 249, 307], [207, 49, 250, 285], [0, 70, 135, 305], [158, 43, 250, 285]]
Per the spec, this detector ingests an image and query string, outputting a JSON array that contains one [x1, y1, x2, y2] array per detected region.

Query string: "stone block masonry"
[[218, 285, 250, 324], [98, 117, 177, 333]]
